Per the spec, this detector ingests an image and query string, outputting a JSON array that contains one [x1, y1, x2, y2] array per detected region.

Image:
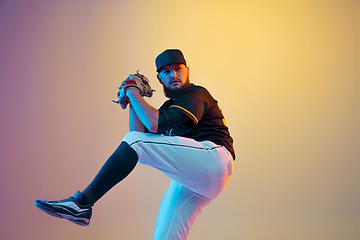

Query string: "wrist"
[[126, 87, 141, 97]]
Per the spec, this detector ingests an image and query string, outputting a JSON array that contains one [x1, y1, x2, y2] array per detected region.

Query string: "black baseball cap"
[[155, 49, 187, 73]]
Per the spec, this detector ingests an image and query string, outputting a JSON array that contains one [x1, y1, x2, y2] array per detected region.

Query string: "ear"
[[186, 66, 190, 77]]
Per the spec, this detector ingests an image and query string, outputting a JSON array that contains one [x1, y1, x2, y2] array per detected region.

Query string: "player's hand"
[[113, 71, 155, 109]]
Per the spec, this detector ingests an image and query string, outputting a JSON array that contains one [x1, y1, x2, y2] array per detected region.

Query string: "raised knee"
[[122, 131, 146, 145]]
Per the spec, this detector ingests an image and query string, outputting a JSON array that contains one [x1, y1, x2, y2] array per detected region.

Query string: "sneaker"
[[34, 190, 92, 226]]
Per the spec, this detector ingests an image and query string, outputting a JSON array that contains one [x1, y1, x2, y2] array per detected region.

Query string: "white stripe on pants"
[[122, 131, 233, 240]]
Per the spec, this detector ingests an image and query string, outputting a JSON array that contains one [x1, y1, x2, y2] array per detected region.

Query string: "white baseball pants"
[[122, 131, 233, 240]]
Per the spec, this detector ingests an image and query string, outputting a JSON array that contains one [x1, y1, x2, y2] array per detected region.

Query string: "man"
[[35, 49, 235, 240]]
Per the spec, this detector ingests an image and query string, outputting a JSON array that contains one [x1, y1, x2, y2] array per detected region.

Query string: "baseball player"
[[35, 49, 235, 240]]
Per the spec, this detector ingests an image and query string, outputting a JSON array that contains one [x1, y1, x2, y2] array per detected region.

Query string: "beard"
[[163, 76, 191, 99]]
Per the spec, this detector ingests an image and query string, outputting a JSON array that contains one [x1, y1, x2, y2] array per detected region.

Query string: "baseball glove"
[[113, 70, 155, 109]]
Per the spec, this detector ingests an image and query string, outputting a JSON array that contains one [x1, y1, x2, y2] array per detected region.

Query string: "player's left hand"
[[113, 71, 155, 109]]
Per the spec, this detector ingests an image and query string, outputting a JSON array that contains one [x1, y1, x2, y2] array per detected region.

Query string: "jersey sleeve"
[[170, 88, 214, 125], [157, 108, 190, 133], [156, 86, 216, 133]]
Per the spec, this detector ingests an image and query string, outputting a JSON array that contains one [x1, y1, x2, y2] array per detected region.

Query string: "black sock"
[[80, 141, 138, 205]]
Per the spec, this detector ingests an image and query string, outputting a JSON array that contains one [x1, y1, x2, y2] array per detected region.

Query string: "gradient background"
[[0, 0, 358, 239]]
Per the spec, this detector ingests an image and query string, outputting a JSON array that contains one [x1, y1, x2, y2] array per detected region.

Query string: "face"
[[157, 63, 190, 90]]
